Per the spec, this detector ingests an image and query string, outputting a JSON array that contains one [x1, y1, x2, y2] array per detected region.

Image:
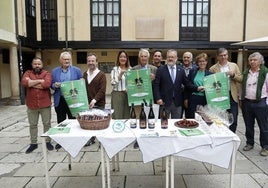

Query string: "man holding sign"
[[209, 48, 242, 133]]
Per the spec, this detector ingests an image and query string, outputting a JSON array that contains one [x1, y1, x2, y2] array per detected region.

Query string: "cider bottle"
[[139, 103, 147, 129], [130, 103, 137, 128], [148, 100, 155, 129], [161, 105, 168, 129]]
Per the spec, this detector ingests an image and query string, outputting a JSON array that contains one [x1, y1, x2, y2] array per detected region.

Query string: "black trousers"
[[242, 98, 268, 149], [55, 96, 75, 124]]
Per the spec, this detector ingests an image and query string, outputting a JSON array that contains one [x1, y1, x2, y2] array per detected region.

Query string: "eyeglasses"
[[218, 54, 228, 57], [248, 82, 256, 86]]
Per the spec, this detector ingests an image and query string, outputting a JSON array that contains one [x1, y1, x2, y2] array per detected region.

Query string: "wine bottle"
[[161, 105, 168, 129], [130, 103, 137, 128], [139, 103, 147, 129], [148, 100, 155, 129]]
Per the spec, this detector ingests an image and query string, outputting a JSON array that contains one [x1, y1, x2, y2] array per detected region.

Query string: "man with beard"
[[154, 49, 203, 118], [21, 57, 54, 153]]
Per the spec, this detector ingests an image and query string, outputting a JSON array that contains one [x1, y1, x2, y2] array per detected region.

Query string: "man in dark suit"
[[154, 49, 203, 118]]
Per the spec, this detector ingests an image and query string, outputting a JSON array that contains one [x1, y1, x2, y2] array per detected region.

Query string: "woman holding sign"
[[111, 50, 131, 119], [185, 53, 212, 118]]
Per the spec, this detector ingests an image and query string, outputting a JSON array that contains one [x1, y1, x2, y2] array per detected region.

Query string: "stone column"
[[9, 45, 21, 105]]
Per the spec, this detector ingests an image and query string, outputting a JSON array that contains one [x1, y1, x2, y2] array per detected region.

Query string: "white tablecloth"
[[42, 118, 240, 169]]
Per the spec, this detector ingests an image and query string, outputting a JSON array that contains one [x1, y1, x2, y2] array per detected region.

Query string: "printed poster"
[[203, 72, 230, 110], [60, 79, 89, 117], [126, 69, 154, 106]]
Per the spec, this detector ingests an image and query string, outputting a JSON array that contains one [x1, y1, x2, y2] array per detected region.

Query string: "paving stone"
[[24, 177, 58, 188], [172, 160, 209, 175], [0, 152, 43, 163], [124, 150, 143, 161], [246, 155, 268, 174], [0, 143, 27, 153], [0, 137, 19, 144], [62, 152, 84, 163], [183, 174, 262, 188], [49, 162, 100, 177], [40, 151, 70, 163], [0, 177, 31, 188], [0, 163, 21, 176], [104, 162, 154, 176], [80, 151, 102, 163], [14, 163, 54, 177], [125, 175, 184, 188], [53, 176, 124, 188], [250, 173, 268, 188]]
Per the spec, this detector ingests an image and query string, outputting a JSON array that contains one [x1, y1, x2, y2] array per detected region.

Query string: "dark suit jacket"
[[153, 64, 198, 107]]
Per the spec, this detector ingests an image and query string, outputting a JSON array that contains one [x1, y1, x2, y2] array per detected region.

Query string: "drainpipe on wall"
[[242, 0, 247, 71], [14, 0, 25, 105], [65, 0, 68, 50]]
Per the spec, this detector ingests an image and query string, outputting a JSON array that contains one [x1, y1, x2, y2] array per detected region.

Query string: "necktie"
[[170, 66, 175, 83]]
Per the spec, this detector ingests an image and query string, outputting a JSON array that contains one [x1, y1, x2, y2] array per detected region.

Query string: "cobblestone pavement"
[[0, 98, 267, 188]]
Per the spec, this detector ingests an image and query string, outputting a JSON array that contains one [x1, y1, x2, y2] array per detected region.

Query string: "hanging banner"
[[203, 72, 230, 110], [126, 69, 154, 106], [60, 79, 89, 117]]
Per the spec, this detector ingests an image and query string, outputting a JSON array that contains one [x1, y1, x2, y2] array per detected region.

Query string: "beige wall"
[[0, 0, 16, 43], [210, 0, 244, 41], [0, 0, 14, 33], [13, 0, 268, 43], [0, 55, 12, 98], [121, 0, 179, 41], [17, 0, 27, 37], [57, 0, 90, 41], [246, 0, 268, 39]]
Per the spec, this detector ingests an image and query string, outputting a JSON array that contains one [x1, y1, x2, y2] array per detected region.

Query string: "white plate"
[[131, 92, 148, 97], [211, 96, 228, 102], [69, 103, 84, 108]]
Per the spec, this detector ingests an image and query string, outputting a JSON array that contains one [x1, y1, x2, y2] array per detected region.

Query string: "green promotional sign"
[[126, 69, 154, 106], [203, 72, 230, 110], [60, 79, 89, 117]]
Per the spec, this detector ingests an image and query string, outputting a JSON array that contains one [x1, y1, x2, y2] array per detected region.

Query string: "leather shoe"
[[260, 148, 268, 156], [85, 137, 96, 147], [26, 144, 38, 154], [243, 144, 253, 151], [46, 142, 54, 151], [133, 142, 139, 149], [55, 144, 62, 150]]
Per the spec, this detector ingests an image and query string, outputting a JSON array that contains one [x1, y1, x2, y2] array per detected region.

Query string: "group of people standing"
[[110, 48, 268, 156], [22, 52, 106, 153], [22, 48, 268, 157]]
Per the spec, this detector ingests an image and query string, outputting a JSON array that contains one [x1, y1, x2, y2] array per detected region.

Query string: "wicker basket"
[[77, 115, 111, 130]]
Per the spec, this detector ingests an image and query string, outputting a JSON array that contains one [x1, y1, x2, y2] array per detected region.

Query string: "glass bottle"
[[161, 105, 168, 129], [139, 103, 147, 129], [148, 100, 155, 129], [130, 103, 137, 128]]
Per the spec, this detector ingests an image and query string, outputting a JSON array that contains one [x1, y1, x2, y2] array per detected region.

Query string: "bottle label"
[[161, 120, 168, 129], [130, 119, 137, 128], [148, 119, 155, 128], [140, 120, 146, 128]]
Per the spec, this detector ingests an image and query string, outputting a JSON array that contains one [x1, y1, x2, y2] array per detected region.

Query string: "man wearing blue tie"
[[154, 49, 203, 118]]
